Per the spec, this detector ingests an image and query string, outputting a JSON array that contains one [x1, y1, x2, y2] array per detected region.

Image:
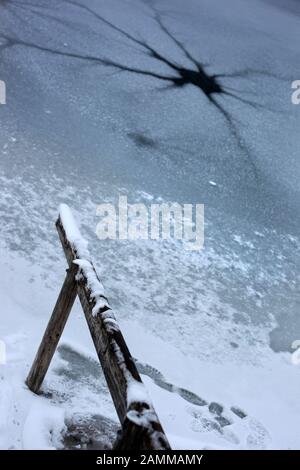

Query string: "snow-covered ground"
[[0, 0, 300, 450]]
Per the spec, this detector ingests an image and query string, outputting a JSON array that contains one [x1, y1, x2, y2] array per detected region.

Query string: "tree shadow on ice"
[[0, 0, 285, 175]]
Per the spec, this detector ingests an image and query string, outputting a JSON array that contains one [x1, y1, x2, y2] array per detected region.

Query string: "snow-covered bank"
[[1, 215, 300, 449]]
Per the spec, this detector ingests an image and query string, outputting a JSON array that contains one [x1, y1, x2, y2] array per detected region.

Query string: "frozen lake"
[[0, 0, 300, 450]]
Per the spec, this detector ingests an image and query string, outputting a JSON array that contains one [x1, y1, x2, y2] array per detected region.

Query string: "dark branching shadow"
[[0, 0, 284, 175]]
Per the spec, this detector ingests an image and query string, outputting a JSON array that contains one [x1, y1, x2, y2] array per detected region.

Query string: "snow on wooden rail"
[[26, 204, 170, 450]]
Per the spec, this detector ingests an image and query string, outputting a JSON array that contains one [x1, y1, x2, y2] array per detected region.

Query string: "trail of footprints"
[[136, 360, 271, 449], [136, 361, 245, 427]]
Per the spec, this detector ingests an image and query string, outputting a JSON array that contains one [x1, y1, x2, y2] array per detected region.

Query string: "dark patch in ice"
[[64, 413, 118, 450], [127, 132, 158, 149], [52, 344, 113, 407], [233, 312, 250, 325], [55, 344, 102, 383], [269, 316, 300, 353]]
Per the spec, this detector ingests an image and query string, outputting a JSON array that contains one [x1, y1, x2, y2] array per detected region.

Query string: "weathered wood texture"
[[56, 216, 170, 450], [25, 264, 78, 393], [26, 208, 171, 450]]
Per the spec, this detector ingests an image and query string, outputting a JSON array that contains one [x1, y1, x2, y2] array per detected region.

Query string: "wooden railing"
[[26, 204, 171, 450]]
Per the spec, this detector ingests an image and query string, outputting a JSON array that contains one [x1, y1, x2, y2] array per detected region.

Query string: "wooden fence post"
[[25, 204, 171, 450], [26, 264, 78, 393]]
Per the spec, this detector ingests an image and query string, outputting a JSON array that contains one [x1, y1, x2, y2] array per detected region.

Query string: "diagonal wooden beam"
[[26, 204, 171, 450], [25, 263, 78, 394]]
